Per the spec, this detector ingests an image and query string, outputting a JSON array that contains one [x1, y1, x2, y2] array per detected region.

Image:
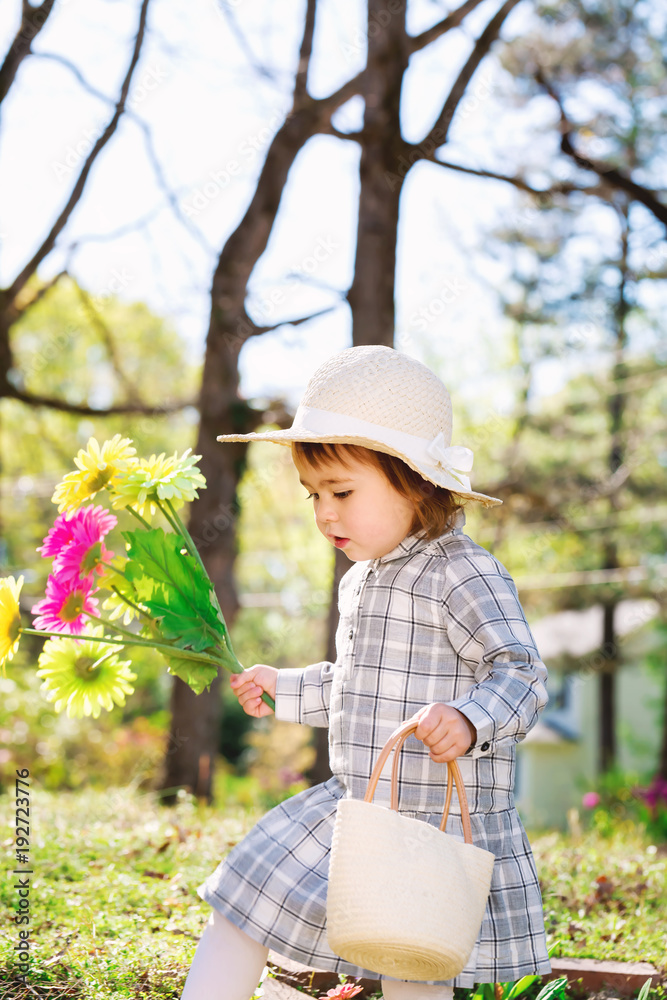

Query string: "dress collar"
[[374, 508, 466, 565]]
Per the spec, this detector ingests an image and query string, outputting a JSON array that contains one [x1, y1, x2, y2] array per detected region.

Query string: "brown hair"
[[291, 441, 464, 541]]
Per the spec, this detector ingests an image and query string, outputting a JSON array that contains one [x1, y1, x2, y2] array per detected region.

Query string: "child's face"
[[294, 450, 415, 561]]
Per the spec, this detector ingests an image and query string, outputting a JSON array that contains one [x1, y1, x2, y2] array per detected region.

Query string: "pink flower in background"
[[39, 506, 117, 585], [326, 986, 363, 998], [32, 575, 99, 634], [582, 792, 601, 809], [637, 777, 667, 812]]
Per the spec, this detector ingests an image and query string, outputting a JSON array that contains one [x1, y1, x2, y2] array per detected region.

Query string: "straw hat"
[[217, 345, 501, 507]]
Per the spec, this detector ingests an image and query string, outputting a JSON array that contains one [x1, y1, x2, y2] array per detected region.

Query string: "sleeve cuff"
[[274, 662, 333, 727], [275, 668, 306, 724], [449, 697, 495, 758]]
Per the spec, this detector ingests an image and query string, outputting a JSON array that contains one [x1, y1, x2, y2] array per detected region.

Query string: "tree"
[[165, 0, 667, 799], [474, 0, 667, 772], [163, 0, 549, 799]]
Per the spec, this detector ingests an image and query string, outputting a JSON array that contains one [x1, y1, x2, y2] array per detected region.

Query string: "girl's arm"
[[440, 549, 549, 759], [273, 661, 335, 727]]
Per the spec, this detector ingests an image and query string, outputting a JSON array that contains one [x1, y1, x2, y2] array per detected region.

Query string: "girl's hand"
[[229, 665, 278, 718], [411, 702, 477, 762]]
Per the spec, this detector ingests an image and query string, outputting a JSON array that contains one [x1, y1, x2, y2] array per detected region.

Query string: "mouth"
[[331, 535, 349, 549]]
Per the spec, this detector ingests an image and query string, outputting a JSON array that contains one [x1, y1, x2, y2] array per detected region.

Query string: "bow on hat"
[[426, 433, 474, 487]]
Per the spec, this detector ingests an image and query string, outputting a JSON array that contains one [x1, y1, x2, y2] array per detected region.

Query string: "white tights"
[[180, 908, 454, 1000]]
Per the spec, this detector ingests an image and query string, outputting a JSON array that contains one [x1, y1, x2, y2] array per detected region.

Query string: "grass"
[[532, 820, 667, 968], [1, 783, 665, 999]]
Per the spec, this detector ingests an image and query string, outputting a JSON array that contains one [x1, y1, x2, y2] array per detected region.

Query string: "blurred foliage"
[[2, 275, 201, 590]]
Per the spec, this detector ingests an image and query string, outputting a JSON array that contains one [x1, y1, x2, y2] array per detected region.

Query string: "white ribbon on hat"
[[286, 405, 476, 493], [425, 433, 474, 489]]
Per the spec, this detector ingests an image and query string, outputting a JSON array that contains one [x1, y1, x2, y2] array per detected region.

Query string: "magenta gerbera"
[[32, 575, 99, 634], [39, 506, 117, 585]]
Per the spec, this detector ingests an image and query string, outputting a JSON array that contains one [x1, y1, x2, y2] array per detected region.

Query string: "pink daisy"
[[39, 506, 117, 585], [32, 575, 99, 634], [326, 986, 363, 998]]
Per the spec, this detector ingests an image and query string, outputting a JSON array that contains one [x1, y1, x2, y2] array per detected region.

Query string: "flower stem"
[[127, 507, 152, 529], [109, 584, 149, 622], [155, 498, 182, 537], [20, 626, 221, 667]]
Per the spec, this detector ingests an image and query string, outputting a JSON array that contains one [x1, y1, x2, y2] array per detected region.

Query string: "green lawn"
[[1, 784, 665, 999]]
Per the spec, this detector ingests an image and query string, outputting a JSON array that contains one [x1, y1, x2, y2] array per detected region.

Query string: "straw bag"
[[326, 719, 496, 982]]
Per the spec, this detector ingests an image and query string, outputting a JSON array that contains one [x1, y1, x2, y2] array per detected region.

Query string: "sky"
[[0, 0, 658, 422]]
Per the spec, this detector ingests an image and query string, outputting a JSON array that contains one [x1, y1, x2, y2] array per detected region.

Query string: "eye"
[[333, 490, 351, 499], [305, 492, 318, 501]]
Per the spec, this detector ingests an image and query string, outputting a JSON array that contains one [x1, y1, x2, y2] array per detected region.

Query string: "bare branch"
[[321, 123, 363, 142], [409, 0, 488, 53], [4, 0, 152, 306], [252, 304, 338, 336], [31, 50, 112, 105], [65, 204, 165, 247], [12, 269, 68, 321], [0, 0, 57, 105], [422, 0, 523, 149], [73, 284, 142, 403], [536, 67, 667, 232], [215, 3, 284, 86], [132, 115, 216, 255], [5, 384, 196, 417], [419, 149, 599, 197], [294, 0, 317, 105], [32, 48, 213, 255]]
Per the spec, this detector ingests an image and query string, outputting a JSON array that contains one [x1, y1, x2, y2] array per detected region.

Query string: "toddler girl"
[[181, 345, 551, 1000]]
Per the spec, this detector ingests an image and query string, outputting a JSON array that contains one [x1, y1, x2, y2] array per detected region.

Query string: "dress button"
[[348, 629, 353, 640], [481, 742, 490, 752]]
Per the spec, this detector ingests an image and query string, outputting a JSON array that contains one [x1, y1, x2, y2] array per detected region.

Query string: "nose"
[[315, 497, 337, 524]]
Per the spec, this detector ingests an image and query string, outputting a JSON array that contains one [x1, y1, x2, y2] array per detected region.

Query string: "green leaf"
[[141, 584, 216, 652], [506, 976, 541, 1000], [534, 978, 568, 1000], [123, 528, 227, 649], [637, 980, 652, 1000], [164, 654, 218, 695]]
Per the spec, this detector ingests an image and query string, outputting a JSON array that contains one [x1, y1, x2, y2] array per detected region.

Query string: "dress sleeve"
[[441, 549, 548, 760], [274, 661, 334, 728]]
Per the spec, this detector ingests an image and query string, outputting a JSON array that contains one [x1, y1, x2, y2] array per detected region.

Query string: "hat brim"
[[217, 428, 502, 508]]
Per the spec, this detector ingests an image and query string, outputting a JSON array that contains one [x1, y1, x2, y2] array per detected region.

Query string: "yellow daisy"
[[52, 435, 138, 513], [36, 626, 137, 718], [0, 575, 23, 674], [110, 448, 206, 521]]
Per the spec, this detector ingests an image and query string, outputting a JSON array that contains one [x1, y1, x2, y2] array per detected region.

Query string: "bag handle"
[[362, 719, 473, 843]]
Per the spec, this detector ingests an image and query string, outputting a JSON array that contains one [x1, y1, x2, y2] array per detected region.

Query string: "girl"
[[181, 345, 551, 1000]]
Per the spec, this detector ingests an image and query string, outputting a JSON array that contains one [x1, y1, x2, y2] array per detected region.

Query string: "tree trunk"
[[313, 2, 409, 783], [307, 548, 348, 785], [347, 0, 409, 348], [599, 598, 617, 773], [160, 4, 358, 802], [598, 201, 630, 774]]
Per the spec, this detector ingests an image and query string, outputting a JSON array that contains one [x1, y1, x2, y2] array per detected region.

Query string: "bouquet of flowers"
[[0, 434, 273, 718]]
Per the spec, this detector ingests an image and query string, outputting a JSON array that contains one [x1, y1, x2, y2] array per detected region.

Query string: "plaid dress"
[[198, 514, 552, 987]]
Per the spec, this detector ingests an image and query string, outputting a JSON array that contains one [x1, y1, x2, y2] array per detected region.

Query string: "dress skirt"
[[197, 776, 551, 988]]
